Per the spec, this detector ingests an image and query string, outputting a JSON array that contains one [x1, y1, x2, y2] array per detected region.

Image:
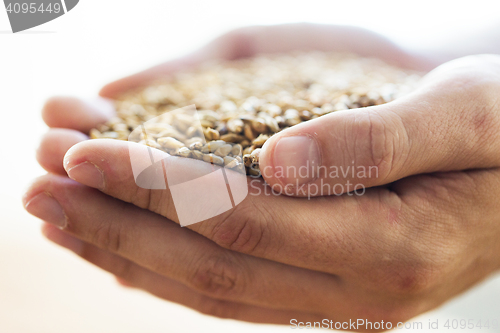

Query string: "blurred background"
[[1, 1, 500, 332]]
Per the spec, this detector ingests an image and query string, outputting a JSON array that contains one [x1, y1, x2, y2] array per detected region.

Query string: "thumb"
[[258, 104, 409, 196], [259, 57, 500, 196]]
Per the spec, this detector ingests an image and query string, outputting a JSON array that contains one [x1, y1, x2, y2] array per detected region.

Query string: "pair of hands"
[[23, 24, 500, 329]]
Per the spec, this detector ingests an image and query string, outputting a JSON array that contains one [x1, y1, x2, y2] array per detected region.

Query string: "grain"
[[177, 147, 192, 158], [201, 140, 226, 153], [243, 154, 253, 167], [189, 142, 203, 150], [231, 144, 243, 156], [203, 153, 225, 166], [248, 165, 261, 177], [227, 119, 244, 133], [191, 150, 204, 160], [90, 52, 421, 176], [214, 144, 233, 157], [220, 133, 245, 143], [250, 148, 261, 164], [157, 137, 185, 150], [203, 127, 220, 141], [252, 134, 269, 148]]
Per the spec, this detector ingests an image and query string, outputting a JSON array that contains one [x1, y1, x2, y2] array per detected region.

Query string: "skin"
[[24, 24, 500, 331]]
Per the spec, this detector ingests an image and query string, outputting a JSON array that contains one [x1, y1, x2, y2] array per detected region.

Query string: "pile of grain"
[[90, 52, 421, 176]]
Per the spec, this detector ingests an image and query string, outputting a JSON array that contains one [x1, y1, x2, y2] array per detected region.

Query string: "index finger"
[[42, 96, 115, 133], [62, 139, 406, 276]]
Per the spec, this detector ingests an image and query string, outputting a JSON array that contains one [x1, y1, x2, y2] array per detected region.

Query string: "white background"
[[1, 1, 500, 332]]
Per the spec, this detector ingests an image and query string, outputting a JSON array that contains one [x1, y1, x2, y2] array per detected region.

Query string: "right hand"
[[32, 24, 441, 328]]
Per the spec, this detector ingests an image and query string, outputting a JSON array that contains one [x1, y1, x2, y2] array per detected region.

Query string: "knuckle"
[[428, 59, 500, 146], [380, 243, 446, 296], [383, 225, 449, 295], [466, 83, 500, 146], [453, 73, 499, 137], [188, 254, 247, 299], [352, 110, 409, 181], [387, 263, 437, 295], [386, 190, 471, 296], [91, 221, 124, 253], [209, 204, 267, 255]]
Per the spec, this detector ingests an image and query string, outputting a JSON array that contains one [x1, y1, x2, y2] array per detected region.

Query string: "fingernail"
[[273, 135, 320, 187], [25, 193, 67, 228], [67, 161, 105, 189]]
